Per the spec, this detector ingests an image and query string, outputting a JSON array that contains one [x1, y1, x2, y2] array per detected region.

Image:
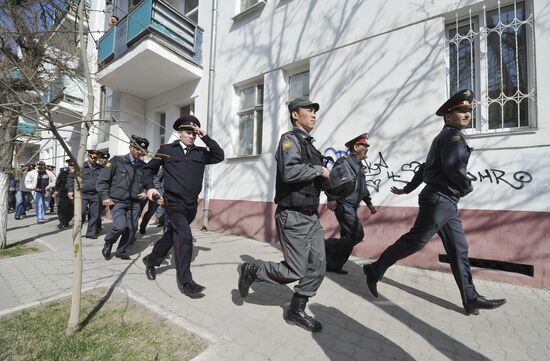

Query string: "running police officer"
[[238, 97, 330, 332], [96, 136, 149, 260], [325, 133, 377, 275], [363, 90, 507, 315], [141, 115, 224, 297], [68, 150, 103, 238]]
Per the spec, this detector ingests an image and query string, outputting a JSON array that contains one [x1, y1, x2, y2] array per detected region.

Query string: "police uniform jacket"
[[423, 126, 473, 202], [403, 163, 425, 194], [67, 161, 103, 194], [274, 128, 324, 210], [328, 154, 373, 208], [142, 136, 224, 204], [96, 155, 146, 202], [54, 168, 70, 194]]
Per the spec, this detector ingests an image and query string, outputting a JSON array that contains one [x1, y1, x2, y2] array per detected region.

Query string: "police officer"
[[96, 136, 149, 260], [325, 133, 378, 275], [68, 150, 103, 238], [141, 115, 224, 297], [238, 97, 330, 332], [96, 151, 111, 233], [54, 159, 74, 229], [363, 90, 506, 315]]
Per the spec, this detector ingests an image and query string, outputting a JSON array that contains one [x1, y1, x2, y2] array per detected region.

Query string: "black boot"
[[284, 294, 322, 332], [238, 262, 257, 298]]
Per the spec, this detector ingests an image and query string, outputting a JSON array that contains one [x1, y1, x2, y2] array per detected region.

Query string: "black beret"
[[345, 132, 370, 149], [436, 89, 474, 116], [288, 96, 320, 113], [130, 135, 149, 150], [173, 115, 201, 130]]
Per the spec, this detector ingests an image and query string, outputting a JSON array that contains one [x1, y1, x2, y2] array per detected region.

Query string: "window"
[[159, 113, 166, 145], [180, 103, 195, 116], [289, 70, 310, 100], [445, 1, 535, 133], [241, 0, 264, 12], [98, 86, 112, 144], [184, 0, 199, 23], [237, 83, 263, 156]]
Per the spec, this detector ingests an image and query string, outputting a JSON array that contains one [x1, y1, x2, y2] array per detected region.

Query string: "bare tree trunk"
[[66, 0, 94, 334]]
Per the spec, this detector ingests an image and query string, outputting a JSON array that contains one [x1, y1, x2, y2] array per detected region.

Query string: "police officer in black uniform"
[[363, 90, 506, 315], [54, 159, 74, 229], [141, 115, 224, 297], [68, 150, 103, 238], [96, 136, 149, 260], [96, 151, 110, 233], [238, 97, 331, 332], [325, 133, 378, 275]]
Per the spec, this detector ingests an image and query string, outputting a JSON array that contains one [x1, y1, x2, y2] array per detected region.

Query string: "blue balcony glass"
[[97, 0, 203, 66]]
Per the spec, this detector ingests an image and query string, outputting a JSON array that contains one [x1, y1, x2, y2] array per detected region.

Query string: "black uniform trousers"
[[325, 203, 365, 271], [57, 192, 73, 226], [369, 188, 478, 306], [139, 199, 159, 231], [147, 199, 196, 286], [82, 193, 101, 237], [104, 201, 140, 256]]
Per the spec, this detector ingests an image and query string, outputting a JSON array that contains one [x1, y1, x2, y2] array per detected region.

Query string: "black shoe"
[[115, 254, 131, 260], [14, 216, 21, 220], [464, 296, 507, 315], [326, 264, 348, 275], [139, 228, 146, 235], [86, 235, 98, 239], [142, 256, 156, 280], [363, 264, 378, 298], [178, 280, 205, 298], [101, 242, 112, 260], [238, 262, 257, 298], [284, 294, 322, 332]]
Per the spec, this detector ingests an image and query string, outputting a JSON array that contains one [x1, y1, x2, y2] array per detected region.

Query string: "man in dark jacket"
[[141, 115, 224, 298], [96, 136, 149, 260], [68, 151, 103, 238], [54, 159, 74, 229], [363, 89, 506, 316], [325, 133, 378, 275]]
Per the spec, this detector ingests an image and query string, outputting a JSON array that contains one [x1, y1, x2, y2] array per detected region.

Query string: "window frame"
[[235, 82, 264, 157]]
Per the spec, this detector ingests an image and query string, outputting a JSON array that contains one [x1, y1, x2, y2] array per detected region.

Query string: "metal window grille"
[[445, 0, 536, 133]]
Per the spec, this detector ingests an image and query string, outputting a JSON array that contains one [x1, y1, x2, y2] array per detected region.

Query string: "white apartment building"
[[97, 0, 550, 288]]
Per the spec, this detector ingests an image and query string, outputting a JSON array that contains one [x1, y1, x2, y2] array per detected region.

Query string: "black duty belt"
[[280, 207, 318, 216]]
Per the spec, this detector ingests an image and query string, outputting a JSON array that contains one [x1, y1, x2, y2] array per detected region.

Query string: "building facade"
[[98, 0, 550, 288]]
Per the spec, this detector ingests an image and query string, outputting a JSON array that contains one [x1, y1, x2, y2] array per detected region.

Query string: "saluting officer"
[[96, 136, 149, 260], [238, 97, 330, 332], [141, 115, 224, 297], [363, 90, 506, 315], [325, 133, 378, 275], [68, 150, 103, 238]]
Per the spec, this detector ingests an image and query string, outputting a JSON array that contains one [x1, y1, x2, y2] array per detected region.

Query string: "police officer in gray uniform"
[[238, 97, 330, 332], [363, 90, 506, 315], [96, 136, 149, 260], [325, 133, 377, 275]]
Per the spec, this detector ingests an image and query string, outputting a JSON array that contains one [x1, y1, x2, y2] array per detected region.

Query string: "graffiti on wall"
[[323, 149, 533, 192]]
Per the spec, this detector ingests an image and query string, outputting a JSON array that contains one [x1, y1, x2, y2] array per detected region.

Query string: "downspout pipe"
[[202, 0, 218, 230]]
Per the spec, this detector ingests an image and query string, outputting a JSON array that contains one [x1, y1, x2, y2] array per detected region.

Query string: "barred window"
[[237, 83, 263, 156], [445, 1, 536, 133]]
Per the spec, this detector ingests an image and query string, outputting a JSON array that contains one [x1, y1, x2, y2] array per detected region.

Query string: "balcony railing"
[[98, 0, 203, 66]]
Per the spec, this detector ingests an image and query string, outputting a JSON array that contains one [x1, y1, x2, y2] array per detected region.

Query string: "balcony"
[[97, 0, 203, 99], [44, 74, 84, 124]]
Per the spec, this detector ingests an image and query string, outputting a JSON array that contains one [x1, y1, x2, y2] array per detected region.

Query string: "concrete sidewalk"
[[1, 213, 549, 361]]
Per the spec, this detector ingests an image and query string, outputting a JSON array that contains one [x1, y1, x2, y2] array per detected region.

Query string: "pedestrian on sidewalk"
[[96, 136, 149, 260], [363, 89, 506, 316], [68, 150, 103, 238], [325, 133, 378, 275], [14, 164, 31, 220], [24, 160, 56, 223], [141, 115, 224, 298], [238, 97, 330, 332], [53, 159, 74, 229]]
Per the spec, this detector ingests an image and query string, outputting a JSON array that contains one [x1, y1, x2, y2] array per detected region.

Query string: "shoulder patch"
[[105, 162, 112, 167], [282, 140, 293, 151], [451, 135, 461, 143]]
